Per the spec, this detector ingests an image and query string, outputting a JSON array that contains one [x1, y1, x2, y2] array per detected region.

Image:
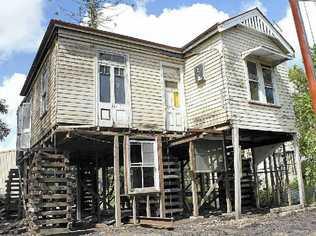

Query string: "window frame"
[[128, 139, 160, 194], [40, 66, 48, 118], [245, 59, 278, 106]]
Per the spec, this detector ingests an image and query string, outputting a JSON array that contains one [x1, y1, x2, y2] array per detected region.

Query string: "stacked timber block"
[[163, 156, 183, 217], [27, 151, 74, 235], [5, 168, 22, 219]]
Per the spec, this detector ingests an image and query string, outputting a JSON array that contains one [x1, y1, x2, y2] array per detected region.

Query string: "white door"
[[165, 80, 183, 131], [98, 61, 129, 127]]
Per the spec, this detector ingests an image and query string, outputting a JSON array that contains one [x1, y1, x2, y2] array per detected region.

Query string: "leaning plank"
[[128, 216, 174, 229]]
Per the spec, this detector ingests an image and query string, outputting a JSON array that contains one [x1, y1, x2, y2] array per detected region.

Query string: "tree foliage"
[[289, 45, 316, 186], [0, 99, 10, 141]]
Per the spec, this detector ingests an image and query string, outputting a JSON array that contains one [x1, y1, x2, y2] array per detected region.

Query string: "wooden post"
[[114, 135, 121, 227], [293, 134, 306, 206], [268, 155, 276, 206], [273, 153, 281, 206], [232, 125, 241, 219], [123, 135, 129, 195], [132, 195, 137, 224], [222, 139, 232, 213], [263, 159, 269, 205], [102, 166, 107, 209], [189, 141, 199, 217], [76, 158, 82, 221], [156, 136, 165, 218], [146, 195, 151, 217], [283, 144, 292, 206], [251, 149, 260, 208]]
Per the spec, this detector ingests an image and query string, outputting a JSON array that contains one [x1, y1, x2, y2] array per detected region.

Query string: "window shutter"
[[21, 102, 31, 149]]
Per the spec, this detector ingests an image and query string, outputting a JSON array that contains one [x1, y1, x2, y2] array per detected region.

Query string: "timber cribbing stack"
[[5, 168, 22, 219], [26, 151, 74, 235]]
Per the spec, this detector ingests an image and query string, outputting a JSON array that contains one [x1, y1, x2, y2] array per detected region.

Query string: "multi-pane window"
[[246, 61, 276, 104], [114, 68, 125, 104], [100, 65, 111, 103], [247, 61, 259, 101], [129, 140, 158, 191], [262, 66, 274, 104], [40, 68, 48, 116]]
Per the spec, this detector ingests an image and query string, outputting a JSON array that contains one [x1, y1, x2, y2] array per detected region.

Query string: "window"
[[114, 68, 125, 104], [247, 61, 259, 101], [100, 65, 111, 103], [246, 61, 276, 104], [262, 66, 274, 104], [40, 68, 48, 116], [129, 140, 158, 192]]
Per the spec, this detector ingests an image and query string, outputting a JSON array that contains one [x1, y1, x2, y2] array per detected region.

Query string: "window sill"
[[129, 187, 160, 195], [248, 100, 281, 109]]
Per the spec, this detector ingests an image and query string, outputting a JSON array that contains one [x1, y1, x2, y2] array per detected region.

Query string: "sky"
[[0, 0, 316, 150]]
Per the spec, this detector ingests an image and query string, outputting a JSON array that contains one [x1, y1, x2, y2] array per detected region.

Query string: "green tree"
[[0, 99, 10, 141], [289, 45, 316, 191]]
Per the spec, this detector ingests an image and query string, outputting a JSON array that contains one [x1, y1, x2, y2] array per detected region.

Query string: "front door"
[[163, 66, 183, 131], [98, 53, 129, 127]]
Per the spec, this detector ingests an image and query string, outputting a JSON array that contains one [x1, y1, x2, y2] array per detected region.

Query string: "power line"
[[302, 1, 316, 46]]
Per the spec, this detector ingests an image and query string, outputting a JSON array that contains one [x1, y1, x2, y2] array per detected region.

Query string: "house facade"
[[16, 8, 305, 233]]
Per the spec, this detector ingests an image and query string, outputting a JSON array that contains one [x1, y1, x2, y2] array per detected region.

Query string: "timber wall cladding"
[[30, 41, 58, 146], [222, 25, 296, 132], [56, 28, 184, 131], [184, 34, 229, 129]]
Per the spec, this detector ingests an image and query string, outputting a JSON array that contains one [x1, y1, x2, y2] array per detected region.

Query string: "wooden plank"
[[222, 138, 232, 213], [123, 135, 129, 195], [293, 134, 305, 206], [113, 135, 121, 227], [232, 125, 241, 220], [156, 136, 165, 218], [146, 195, 151, 217], [268, 155, 276, 205], [189, 141, 199, 217], [251, 148, 260, 208], [129, 216, 174, 229], [283, 144, 292, 206], [132, 195, 137, 225]]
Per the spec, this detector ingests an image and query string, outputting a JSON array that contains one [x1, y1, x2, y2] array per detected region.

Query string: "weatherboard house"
[[16, 8, 305, 233]]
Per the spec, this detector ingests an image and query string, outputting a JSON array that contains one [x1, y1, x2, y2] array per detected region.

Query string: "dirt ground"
[[86, 207, 316, 236]]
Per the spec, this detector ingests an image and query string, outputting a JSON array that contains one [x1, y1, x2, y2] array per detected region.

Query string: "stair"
[[163, 156, 183, 217], [5, 168, 22, 219], [218, 141, 255, 210]]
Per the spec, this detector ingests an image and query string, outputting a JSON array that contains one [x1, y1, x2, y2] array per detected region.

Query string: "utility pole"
[[289, 0, 316, 113]]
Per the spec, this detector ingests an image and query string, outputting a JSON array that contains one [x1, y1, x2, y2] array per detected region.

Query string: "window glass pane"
[[100, 53, 126, 64], [262, 68, 273, 87], [131, 167, 142, 188], [250, 81, 259, 101], [142, 143, 154, 166], [114, 68, 125, 104], [265, 87, 274, 104], [130, 142, 142, 164], [100, 65, 111, 103], [143, 167, 155, 187], [247, 61, 258, 81], [165, 81, 178, 89]]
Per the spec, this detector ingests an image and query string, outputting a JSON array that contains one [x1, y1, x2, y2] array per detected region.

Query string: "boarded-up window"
[[129, 140, 158, 192]]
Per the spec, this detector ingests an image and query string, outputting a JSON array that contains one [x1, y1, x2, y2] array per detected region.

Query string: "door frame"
[[95, 49, 132, 128], [160, 61, 186, 131]]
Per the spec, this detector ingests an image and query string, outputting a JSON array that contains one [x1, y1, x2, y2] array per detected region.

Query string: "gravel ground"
[[85, 207, 316, 236]]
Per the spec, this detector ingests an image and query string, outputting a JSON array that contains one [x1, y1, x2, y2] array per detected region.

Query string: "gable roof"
[[20, 8, 294, 96]]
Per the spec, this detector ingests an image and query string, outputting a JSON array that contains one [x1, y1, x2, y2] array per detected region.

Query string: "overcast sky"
[[0, 0, 315, 150]]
